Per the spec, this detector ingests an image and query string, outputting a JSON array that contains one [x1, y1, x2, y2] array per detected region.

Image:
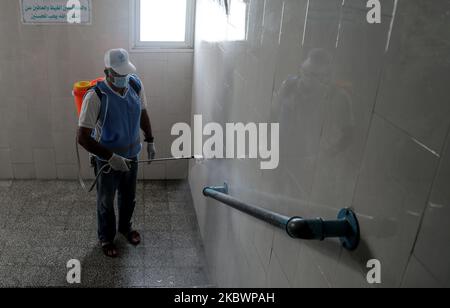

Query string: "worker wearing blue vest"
[[77, 48, 156, 258]]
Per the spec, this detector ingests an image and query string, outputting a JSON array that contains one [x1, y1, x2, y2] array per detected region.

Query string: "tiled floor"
[[0, 180, 211, 288]]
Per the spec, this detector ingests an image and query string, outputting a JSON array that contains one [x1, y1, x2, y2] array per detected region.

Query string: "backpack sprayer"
[[73, 78, 202, 193]]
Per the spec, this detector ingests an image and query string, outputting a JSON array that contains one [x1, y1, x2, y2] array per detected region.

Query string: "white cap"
[[104, 48, 136, 75]]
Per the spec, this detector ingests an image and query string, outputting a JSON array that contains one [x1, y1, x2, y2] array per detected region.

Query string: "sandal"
[[101, 242, 118, 258], [121, 230, 141, 246]]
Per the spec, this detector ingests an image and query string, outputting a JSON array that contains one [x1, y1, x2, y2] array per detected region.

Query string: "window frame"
[[130, 0, 196, 52]]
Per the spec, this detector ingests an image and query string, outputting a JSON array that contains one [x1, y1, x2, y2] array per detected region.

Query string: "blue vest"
[[95, 75, 142, 159]]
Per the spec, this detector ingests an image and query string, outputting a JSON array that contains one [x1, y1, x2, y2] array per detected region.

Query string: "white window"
[[131, 0, 196, 51]]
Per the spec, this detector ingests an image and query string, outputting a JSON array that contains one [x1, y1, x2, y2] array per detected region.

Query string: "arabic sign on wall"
[[20, 0, 92, 24]]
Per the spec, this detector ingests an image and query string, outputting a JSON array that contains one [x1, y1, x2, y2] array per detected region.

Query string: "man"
[[78, 48, 156, 258]]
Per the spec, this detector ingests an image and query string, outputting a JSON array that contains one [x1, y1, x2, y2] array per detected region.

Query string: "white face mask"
[[111, 75, 129, 88]]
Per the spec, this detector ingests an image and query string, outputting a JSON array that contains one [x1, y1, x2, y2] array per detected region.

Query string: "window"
[[131, 0, 196, 51], [201, 0, 248, 43]]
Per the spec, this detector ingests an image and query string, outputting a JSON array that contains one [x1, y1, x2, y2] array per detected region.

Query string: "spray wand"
[[76, 135, 203, 192]]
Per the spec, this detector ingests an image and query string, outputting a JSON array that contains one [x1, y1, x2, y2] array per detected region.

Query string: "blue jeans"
[[94, 158, 138, 243]]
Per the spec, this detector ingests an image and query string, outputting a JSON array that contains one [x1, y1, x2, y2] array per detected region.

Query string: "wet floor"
[[0, 180, 211, 287]]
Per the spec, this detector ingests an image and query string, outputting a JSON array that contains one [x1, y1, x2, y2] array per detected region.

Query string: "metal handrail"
[[203, 183, 360, 251]]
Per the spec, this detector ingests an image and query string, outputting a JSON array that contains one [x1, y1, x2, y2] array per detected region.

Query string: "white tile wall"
[[294, 245, 332, 288], [411, 132, 450, 288], [402, 256, 441, 288], [334, 115, 439, 287], [190, 0, 450, 288], [375, 0, 450, 154], [267, 253, 291, 288], [56, 164, 78, 180], [34, 148, 57, 179], [0, 0, 193, 180], [12, 163, 36, 179], [0, 149, 13, 179]]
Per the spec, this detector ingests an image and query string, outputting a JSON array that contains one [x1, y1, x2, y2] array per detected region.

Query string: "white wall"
[[190, 0, 450, 287], [0, 0, 193, 180]]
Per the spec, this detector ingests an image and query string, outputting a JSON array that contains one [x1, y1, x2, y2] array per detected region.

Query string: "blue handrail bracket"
[[203, 183, 228, 195], [338, 208, 360, 251], [203, 184, 360, 251]]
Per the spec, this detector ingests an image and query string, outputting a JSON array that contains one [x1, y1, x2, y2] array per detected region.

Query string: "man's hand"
[[108, 154, 131, 172], [147, 143, 156, 164]]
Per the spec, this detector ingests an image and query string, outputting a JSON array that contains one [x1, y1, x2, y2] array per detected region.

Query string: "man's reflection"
[[276, 49, 332, 198], [276, 48, 354, 200]]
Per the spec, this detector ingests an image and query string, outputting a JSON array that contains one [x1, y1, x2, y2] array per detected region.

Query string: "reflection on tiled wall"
[[0, 0, 193, 180], [189, 0, 450, 287]]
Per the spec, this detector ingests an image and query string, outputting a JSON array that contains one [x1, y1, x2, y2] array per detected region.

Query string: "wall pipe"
[[203, 183, 360, 251]]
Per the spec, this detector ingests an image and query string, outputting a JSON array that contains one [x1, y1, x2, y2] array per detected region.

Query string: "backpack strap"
[[92, 86, 106, 124], [94, 86, 103, 101], [129, 75, 142, 96]]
